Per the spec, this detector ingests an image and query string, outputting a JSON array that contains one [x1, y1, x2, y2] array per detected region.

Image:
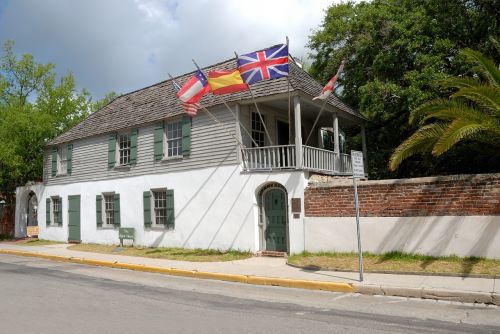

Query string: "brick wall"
[[305, 174, 500, 217]]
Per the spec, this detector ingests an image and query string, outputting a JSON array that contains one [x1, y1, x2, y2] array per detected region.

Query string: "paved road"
[[1, 254, 499, 334]]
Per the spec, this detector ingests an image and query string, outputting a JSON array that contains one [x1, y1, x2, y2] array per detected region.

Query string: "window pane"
[[166, 121, 183, 157], [104, 194, 114, 225], [251, 112, 265, 147], [52, 198, 60, 224], [153, 190, 167, 225], [119, 134, 131, 165]]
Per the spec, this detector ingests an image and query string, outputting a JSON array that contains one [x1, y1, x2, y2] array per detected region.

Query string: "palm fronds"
[[389, 47, 500, 171]]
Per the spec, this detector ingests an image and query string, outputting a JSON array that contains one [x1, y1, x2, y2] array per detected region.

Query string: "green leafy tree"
[[389, 48, 500, 170], [308, 0, 499, 178], [0, 41, 112, 202]]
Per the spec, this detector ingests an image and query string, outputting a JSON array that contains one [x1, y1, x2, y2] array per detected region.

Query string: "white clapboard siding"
[[44, 108, 239, 185]]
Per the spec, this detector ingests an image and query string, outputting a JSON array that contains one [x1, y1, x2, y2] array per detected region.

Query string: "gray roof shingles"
[[48, 58, 362, 146]]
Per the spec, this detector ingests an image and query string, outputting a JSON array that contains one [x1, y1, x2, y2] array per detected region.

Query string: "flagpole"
[[168, 73, 246, 149], [190, 59, 258, 148], [234, 51, 274, 146], [304, 59, 346, 146], [218, 97, 259, 147], [304, 99, 328, 146], [286, 36, 292, 145]]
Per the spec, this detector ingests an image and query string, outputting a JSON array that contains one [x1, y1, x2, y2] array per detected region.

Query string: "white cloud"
[[0, 0, 339, 98]]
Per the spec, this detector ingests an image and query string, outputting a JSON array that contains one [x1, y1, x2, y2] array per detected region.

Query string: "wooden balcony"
[[241, 145, 353, 175]]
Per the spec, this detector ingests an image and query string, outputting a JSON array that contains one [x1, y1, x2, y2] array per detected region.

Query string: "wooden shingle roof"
[[48, 58, 362, 146]]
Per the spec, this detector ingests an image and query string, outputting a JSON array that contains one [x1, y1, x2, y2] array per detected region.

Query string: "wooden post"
[[333, 112, 339, 155], [293, 96, 303, 169], [333, 112, 339, 172]]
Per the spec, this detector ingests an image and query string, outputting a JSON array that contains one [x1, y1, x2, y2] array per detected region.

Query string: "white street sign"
[[351, 150, 364, 178]]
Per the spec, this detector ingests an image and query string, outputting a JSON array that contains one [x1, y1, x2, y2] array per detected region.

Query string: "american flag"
[[237, 44, 289, 85]]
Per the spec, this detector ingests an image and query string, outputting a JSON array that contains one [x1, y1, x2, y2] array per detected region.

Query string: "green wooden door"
[[68, 195, 81, 242], [264, 188, 287, 252]]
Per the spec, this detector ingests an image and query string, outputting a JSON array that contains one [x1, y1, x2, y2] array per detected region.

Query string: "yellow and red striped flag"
[[208, 69, 248, 95]]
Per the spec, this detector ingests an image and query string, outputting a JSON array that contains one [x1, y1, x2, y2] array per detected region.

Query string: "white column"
[[361, 124, 368, 174], [293, 96, 303, 169], [333, 112, 339, 155]]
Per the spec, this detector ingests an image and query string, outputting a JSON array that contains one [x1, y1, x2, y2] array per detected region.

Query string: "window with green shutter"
[[51, 196, 62, 226], [166, 189, 175, 229], [143, 191, 152, 227], [145, 189, 175, 229], [96, 195, 103, 227], [97, 193, 120, 228], [154, 123, 164, 161], [51, 148, 58, 176], [46, 198, 51, 226], [108, 134, 117, 168], [67, 143, 73, 175], [130, 129, 138, 165], [113, 193, 121, 227]]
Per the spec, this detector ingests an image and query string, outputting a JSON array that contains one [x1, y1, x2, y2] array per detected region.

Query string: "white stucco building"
[[15, 57, 366, 254]]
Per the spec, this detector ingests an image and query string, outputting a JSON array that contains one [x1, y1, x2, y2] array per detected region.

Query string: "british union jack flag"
[[237, 44, 289, 85]]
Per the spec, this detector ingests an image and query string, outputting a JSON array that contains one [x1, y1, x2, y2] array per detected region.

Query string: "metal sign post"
[[351, 150, 365, 282]]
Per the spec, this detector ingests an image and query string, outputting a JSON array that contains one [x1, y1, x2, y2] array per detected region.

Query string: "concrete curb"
[[2, 249, 498, 305], [0, 249, 353, 293], [353, 285, 500, 306]]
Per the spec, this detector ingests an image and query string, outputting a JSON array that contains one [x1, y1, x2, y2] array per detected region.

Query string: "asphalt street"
[[1, 254, 499, 334]]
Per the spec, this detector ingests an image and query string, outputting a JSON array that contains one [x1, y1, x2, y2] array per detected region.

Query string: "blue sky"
[[0, 0, 342, 99]]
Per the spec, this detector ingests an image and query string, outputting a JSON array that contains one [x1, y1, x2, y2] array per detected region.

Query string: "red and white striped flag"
[[181, 102, 200, 117], [313, 60, 345, 101], [172, 74, 207, 117]]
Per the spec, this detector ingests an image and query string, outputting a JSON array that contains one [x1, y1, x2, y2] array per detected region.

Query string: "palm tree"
[[389, 47, 500, 171]]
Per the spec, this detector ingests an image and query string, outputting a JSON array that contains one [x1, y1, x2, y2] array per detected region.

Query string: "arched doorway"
[[259, 183, 288, 252], [26, 191, 38, 237]]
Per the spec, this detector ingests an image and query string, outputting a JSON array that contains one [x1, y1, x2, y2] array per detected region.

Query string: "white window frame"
[[117, 133, 131, 166], [251, 111, 266, 147], [51, 196, 62, 226], [102, 192, 115, 227], [57, 146, 68, 175], [164, 118, 183, 159], [151, 189, 167, 227]]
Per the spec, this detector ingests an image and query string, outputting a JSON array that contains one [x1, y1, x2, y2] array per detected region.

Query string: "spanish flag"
[[208, 69, 249, 95]]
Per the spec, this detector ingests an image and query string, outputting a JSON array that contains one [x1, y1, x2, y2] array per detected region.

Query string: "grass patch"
[[288, 251, 500, 277], [17, 239, 64, 246], [68, 244, 252, 262]]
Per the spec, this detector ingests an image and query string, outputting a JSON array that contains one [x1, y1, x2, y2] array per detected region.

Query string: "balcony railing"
[[241, 145, 353, 175], [242, 145, 296, 171]]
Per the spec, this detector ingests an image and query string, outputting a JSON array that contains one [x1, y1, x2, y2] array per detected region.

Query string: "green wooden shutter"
[[114, 193, 121, 227], [51, 147, 58, 176], [96, 195, 103, 227], [57, 197, 63, 226], [108, 134, 116, 168], [67, 144, 73, 175], [46, 198, 51, 226], [153, 123, 164, 161], [182, 116, 191, 156], [143, 191, 152, 227], [166, 189, 175, 229], [130, 129, 138, 165]]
